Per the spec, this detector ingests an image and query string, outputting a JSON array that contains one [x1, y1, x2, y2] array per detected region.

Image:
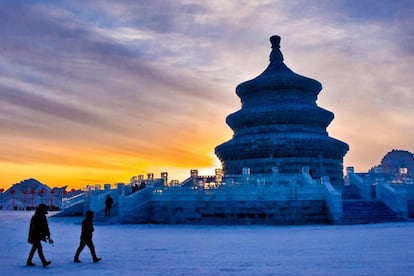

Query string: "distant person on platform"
[[26, 203, 53, 267], [105, 194, 114, 217], [132, 183, 139, 193], [139, 181, 146, 190], [74, 210, 102, 263]]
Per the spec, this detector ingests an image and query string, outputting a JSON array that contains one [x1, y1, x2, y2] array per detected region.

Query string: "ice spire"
[[269, 35, 284, 63]]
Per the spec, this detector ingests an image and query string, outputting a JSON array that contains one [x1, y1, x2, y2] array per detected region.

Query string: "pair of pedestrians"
[[26, 204, 101, 267]]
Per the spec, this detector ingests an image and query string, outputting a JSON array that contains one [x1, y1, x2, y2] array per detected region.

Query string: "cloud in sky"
[[1, 0, 413, 189]]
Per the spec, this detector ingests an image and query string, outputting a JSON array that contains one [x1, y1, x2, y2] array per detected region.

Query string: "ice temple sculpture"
[[215, 35, 349, 186]]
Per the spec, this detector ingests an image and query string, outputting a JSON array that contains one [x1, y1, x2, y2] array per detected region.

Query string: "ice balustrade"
[[151, 167, 325, 201], [119, 187, 152, 215], [117, 183, 159, 223], [345, 169, 372, 200], [376, 182, 408, 217], [62, 192, 85, 210], [321, 176, 343, 224]]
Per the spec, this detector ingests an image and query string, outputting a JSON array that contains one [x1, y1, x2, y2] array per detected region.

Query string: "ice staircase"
[[340, 185, 404, 224], [341, 185, 361, 200], [341, 200, 405, 224], [92, 203, 119, 223]]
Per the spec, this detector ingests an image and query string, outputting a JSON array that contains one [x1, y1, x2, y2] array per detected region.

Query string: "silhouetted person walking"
[[26, 203, 53, 267], [74, 210, 101, 263], [105, 194, 113, 217]]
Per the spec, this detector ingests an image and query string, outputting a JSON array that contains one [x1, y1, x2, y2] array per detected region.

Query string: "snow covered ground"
[[1, 211, 413, 275]]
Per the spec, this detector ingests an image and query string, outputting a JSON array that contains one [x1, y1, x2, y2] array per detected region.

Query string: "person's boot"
[[74, 246, 82, 263], [26, 261, 35, 266], [42, 260, 52, 267], [93, 257, 102, 263], [37, 244, 50, 268], [74, 254, 81, 262], [90, 245, 101, 263]]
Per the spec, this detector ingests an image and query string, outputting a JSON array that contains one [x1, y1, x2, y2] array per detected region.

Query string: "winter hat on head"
[[38, 203, 49, 214], [86, 210, 94, 219]]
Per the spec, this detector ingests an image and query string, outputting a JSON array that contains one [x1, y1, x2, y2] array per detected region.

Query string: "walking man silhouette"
[[26, 203, 53, 267], [74, 210, 101, 263]]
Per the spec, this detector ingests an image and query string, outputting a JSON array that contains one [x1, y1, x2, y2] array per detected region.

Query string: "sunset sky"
[[1, 1, 413, 190]]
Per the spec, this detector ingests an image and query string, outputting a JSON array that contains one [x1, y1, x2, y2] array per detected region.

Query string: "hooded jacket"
[[81, 210, 94, 241], [28, 205, 50, 244]]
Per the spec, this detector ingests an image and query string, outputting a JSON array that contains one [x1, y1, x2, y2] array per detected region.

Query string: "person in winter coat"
[[74, 210, 101, 263], [105, 194, 114, 217], [26, 203, 53, 267]]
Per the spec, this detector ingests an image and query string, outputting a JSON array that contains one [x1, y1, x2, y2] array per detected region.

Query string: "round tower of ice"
[[215, 35, 349, 185]]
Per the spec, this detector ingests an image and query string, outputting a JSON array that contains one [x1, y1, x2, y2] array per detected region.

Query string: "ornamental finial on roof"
[[270, 35, 281, 48], [269, 35, 284, 63]]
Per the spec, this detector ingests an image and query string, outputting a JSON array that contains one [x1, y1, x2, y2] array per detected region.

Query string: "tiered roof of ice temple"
[[215, 35, 349, 185]]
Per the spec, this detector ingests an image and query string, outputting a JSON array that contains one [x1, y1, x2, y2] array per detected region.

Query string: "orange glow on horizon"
[[0, 129, 228, 191]]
